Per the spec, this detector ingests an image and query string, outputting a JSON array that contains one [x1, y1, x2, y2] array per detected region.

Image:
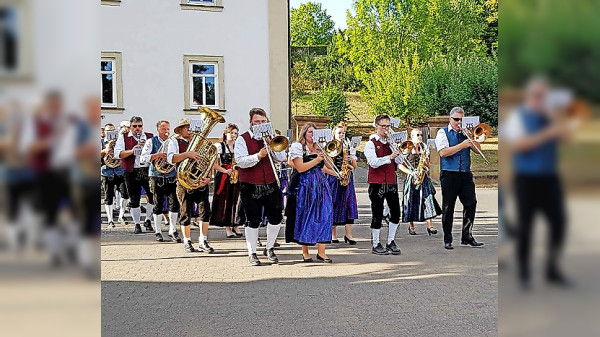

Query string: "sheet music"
[[350, 136, 362, 149], [105, 130, 118, 141], [427, 139, 437, 149], [389, 117, 401, 128], [189, 119, 204, 132], [389, 131, 406, 144], [313, 129, 332, 142], [252, 123, 274, 139], [462, 116, 480, 129]]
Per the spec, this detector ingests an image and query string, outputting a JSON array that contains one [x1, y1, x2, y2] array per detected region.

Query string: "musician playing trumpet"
[[435, 107, 484, 249], [398, 128, 441, 236], [234, 108, 286, 266], [140, 120, 180, 243]]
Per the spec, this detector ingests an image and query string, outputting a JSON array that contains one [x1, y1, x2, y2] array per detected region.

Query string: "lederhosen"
[[367, 138, 401, 229], [148, 136, 179, 215], [121, 131, 154, 209], [175, 138, 210, 226]]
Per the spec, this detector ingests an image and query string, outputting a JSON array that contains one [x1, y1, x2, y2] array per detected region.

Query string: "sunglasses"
[[131, 124, 143, 128], [378, 124, 391, 128], [416, 134, 423, 136], [451, 117, 462, 121]]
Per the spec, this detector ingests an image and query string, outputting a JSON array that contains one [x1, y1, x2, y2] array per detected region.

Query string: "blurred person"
[[114, 116, 155, 235], [167, 118, 212, 253], [100, 123, 128, 228], [210, 123, 242, 238], [399, 128, 441, 235], [364, 115, 403, 255], [504, 77, 571, 290], [140, 120, 181, 243], [234, 108, 286, 266], [435, 107, 485, 250], [325, 122, 358, 245]]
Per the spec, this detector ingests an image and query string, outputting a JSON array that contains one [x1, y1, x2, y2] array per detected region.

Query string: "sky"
[[290, 0, 356, 30]]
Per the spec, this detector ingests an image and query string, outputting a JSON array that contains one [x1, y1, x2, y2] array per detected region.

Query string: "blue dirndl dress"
[[327, 173, 358, 226]]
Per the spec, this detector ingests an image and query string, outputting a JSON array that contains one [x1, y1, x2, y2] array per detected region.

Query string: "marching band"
[[101, 106, 489, 265]]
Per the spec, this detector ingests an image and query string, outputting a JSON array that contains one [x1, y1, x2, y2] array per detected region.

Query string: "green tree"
[[312, 86, 351, 127], [290, 2, 336, 46]]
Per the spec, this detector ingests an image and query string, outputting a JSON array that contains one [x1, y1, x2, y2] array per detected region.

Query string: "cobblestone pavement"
[[102, 187, 497, 337]]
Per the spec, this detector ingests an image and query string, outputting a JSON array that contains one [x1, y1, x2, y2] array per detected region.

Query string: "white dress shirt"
[[435, 123, 455, 151], [166, 137, 187, 165], [234, 130, 287, 169], [140, 136, 168, 165], [364, 134, 402, 169], [114, 130, 150, 168]]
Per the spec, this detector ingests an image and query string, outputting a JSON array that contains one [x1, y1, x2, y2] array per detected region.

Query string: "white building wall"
[[100, 1, 274, 137]]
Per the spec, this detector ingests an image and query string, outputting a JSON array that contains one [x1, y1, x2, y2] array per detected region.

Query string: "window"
[[101, 0, 121, 6], [0, 1, 33, 81], [183, 55, 225, 112], [101, 52, 124, 112], [181, 0, 223, 12]]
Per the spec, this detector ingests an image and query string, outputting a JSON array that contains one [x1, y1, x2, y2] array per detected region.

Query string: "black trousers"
[[149, 176, 179, 214], [515, 174, 566, 280], [101, 174, 127, 205], [123, 168, 154, 209], [35, 170, 70, 228], [368, 183, 400, 229], [239, 182, 283, 229], [176, 182, 210, 226], [440, 171, 477, 244]]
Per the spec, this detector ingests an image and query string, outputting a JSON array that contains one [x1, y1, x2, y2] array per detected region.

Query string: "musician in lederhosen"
[[364, 115, 403, 255], [114, 116, 155, 235], [140, 120, 181, 243], [234, 108, 286, 266], [101, 123, 128, 228], [167, 118, 212, 253]]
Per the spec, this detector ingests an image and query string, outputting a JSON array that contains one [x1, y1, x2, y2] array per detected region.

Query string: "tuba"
[[177, 107, 225, 190], [153, 133, 179, 174], [102, 128, 126, 168]]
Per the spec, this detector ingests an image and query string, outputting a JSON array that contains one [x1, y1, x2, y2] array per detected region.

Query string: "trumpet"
[[460, 123, 491, 165]]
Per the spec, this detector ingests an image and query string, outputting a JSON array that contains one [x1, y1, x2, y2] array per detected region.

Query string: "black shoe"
[[273, 242, 280, 248], [134, 224, 142, 234], [316, 254, 333, 263], [427, 227, 438, 235], [155, 233, 164, 242], [184, 241, 196, 253], [257, 239, 263, 247], [546, 270, 573, 288], [226, 233, 236, 238], [302, 256, 313, 263], [144, 220, 154, 232], [386, 240, 401, 255], [444, 242, 454, 250], [461, 239, 484, 247], [233, 230, 243, 237], [408, 226, 416, 235], [140, 205, 146, 213], [263, 248, 279, 263], [168, 231, 182, 243], [344, 236, 357, 245], [331, 239, 340, 244], [249, 253, 261, 266], [372, 243, 389, 255], [108, 221, 115, 228], [198, 240, 214, 254]]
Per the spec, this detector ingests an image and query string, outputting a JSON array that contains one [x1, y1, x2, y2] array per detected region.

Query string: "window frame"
[[101, 0, 121, 6], [101, 51, 124, 113], [180, 0, 224, 12], [183, 55, 225, 113]]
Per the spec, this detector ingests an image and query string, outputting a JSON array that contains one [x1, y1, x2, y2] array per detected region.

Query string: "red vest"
[[175, 138, 189, 169], [31, 117, 53, 174], [367, 138, 397, 184], [120, 132, 153, 172], [238, 132, 276, 185]]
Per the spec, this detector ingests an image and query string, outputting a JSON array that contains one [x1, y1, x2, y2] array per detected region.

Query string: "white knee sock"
[[266, 224, 280, 250], [44, 228, 62, 257], [104, 204, 114, 223], [119, 199, 128, 219], [153, 214, 163, 234], [145, 204, 154, 222], [245, 227, 259, 255], [388, 223, 399, 244], [168, 212, 178, 234], [130, 207, 141, 224], [372, 229, 381, 247], [115, 191, 121, 208]]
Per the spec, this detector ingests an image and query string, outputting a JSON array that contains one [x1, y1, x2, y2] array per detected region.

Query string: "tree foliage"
[[290, 2, 336, 46], [312, 86, 351, 127]]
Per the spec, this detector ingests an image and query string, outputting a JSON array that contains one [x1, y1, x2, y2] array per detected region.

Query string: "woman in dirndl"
[[399, 128, 442, 235], [210, 123, 243, 238]]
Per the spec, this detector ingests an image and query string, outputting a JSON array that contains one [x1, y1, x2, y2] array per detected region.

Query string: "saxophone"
[[177, 107, 225, 190], [153, 133, 179, 174], [229, 156, 239, 184], [339, 139, 353, 187], [413, 142, 429, 186]]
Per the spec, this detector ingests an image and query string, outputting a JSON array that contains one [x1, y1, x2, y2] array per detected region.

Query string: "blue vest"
[[148, 136, 176, 178], [440, 127, 471, 172], [513, 108, 557, 175], [101, 138, 124, 177]]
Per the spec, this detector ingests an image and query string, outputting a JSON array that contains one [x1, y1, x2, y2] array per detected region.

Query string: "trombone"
[[385, 128, 416, 172], [460, 123, 491, 165], [315, 137, 344, 179], [259, 132, 289, 188]]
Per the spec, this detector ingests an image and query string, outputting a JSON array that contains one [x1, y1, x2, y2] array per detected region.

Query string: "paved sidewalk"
[[101, 188, 497, 337]]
